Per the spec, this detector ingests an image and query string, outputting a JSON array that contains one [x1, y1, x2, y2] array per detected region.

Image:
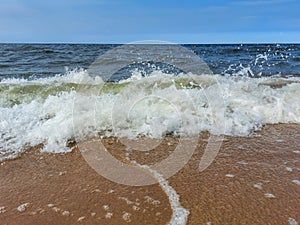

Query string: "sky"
[[0, 0, 299, 43]]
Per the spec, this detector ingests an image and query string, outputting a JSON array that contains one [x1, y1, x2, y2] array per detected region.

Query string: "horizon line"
[[1, 41, 300, 45]]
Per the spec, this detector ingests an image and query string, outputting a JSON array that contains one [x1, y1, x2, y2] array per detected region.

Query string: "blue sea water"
[[0, 43, 299, 80], [0, 43, 300, 160]]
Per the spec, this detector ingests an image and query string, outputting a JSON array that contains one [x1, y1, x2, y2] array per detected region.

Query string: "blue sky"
[[0, 0, 299, 43]]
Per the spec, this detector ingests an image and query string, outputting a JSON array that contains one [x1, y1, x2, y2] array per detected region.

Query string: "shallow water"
[[0, 124, 299, 225]]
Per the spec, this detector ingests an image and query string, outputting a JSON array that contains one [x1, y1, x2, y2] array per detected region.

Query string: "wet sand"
[[0, 124, 300, 225]]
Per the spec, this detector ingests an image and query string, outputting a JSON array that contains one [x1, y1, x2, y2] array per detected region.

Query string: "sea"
[[0, 43, 300, 161]]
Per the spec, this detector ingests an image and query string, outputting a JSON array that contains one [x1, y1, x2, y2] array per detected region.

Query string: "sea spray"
[[1, 69, 300, 160]]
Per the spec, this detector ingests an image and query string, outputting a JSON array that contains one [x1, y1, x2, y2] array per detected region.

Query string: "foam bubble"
[[122, 212, 132, 222], [225, 174, 235, 178], [0, 206, 6, 214], [292, 180, 300, 186], [288, 217, 299, 225], [17, 203, 30, 212], [77, 216, 85, 222], [253, 183, 263, 190], [105, 212, 113, 219], [264, 193, 276, 198], [62, 210, 70, 216]]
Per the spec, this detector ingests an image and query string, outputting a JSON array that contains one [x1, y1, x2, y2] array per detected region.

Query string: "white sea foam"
[[292, 180, 300, 186], [105, 212, 113, 219], [253, 183, 263, 190], [77, 216, 85, 221], [289, 217, 299, 225], [0, 68, 103, 85], [264, 193, 276, 198], [1, 69, 300, 159], [131, 161, 190, 225], [62, 210, 70, 216], [0, 206, 6, 214], [17, 203, 30, 212], [225, 174, 235, 178], [122, 212, 132, 222]]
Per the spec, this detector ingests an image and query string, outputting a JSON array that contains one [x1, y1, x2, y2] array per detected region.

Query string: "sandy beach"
[[1, 124, 299, 225]]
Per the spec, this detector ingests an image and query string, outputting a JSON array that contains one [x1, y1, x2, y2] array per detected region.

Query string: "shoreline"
[[0, 123, 300, 224]]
